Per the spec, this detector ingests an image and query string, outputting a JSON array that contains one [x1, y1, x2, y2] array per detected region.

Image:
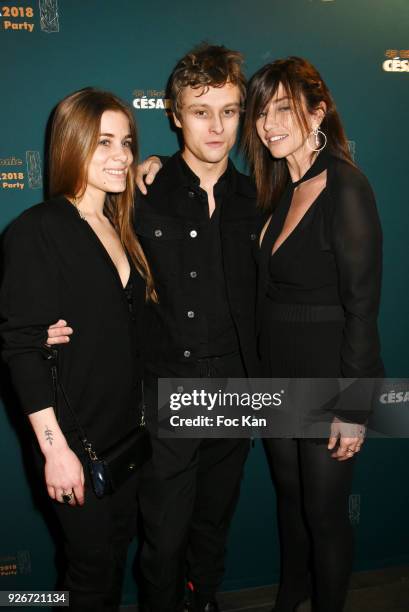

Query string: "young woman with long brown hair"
[[0, 88, 154, 611], [242, 58, 383, 612]]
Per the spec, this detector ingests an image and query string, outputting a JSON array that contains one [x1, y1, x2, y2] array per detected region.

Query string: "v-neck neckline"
[[268, 151, 331, 258], [62, 197, 132, 290], [270, 182, 326, 259]]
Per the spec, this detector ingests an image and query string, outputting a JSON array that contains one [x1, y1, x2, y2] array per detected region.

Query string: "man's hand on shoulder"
[[135, 156, 163, 195]]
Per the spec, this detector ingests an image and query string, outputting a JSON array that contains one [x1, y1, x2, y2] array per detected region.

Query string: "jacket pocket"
[[134, 212, 186, 240]]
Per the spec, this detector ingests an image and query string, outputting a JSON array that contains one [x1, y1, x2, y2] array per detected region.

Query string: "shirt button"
[[190, 271, 197, 278], [154, 229, 162, 238], [188, 190, 195, 198], [187, 310, 195, 318], [184, 350, 191, 358], [190, 230, 198, 238]]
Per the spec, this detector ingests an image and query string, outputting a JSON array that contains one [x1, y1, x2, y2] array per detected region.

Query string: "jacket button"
[[190, 271, 197, 278], [189, 230, 198, 238], [250, 233, 257, 241], [188, 190, 195, 198], [187, 310, 195, 318], [184, 350, 191, 358], [154, 229, 162, 237]]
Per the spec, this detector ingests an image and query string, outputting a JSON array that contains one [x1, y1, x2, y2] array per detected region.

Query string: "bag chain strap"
[[47, 348, 145, 460]]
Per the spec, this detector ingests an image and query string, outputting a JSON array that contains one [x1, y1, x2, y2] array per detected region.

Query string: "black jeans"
[[139, 352, 250, 612], [34, 448, 138, 612]]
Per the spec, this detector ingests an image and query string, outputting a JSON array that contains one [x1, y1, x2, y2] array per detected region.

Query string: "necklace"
[[72, 197, 87, 221]]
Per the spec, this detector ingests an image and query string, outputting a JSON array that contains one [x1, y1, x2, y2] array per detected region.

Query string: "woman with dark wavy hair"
[[0, 88, 154, 611], [242, 57, 383, 611]]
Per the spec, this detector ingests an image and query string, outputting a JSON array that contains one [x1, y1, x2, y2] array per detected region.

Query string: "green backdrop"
[[1, 0, 408, 606]]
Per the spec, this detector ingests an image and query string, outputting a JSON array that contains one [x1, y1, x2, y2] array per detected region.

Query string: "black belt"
[[265, 299, 345, 323]]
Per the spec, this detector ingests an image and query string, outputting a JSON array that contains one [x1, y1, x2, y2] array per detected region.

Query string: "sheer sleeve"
[[329, 162, 384, 378], [0, 208, 61, 415]]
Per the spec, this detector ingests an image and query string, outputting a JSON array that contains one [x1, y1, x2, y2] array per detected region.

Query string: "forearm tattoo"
[[44, 426, 54, 446]]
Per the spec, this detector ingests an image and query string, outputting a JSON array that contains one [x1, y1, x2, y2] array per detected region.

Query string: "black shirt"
[[177, 154, 238, 357]]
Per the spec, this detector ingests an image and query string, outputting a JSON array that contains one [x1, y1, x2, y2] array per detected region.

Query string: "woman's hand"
[[135, 156, 162, 194], [44, 445, 85, 506], [28, 407, 85, 506], [328, 416, 366, 461]]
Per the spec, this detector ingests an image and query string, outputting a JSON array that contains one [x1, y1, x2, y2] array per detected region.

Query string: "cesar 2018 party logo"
[[383, 50, 409, 72], [0, 0, 59, 33], [132, 90, 171, 112], [0, 152, 42, 191], [0, 550, 31, 577]]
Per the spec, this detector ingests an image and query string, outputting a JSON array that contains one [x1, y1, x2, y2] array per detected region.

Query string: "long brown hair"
[[49, 87, 156, 301], [242, 57, 354, 211]]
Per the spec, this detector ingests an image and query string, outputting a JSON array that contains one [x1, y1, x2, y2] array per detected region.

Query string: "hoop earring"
[[307, 124, 327, 152]]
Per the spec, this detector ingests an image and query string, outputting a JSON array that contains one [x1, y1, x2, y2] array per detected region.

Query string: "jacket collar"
[[142, 151, 256, 201]]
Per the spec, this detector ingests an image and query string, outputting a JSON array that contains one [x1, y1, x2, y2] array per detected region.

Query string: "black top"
[[257, 150, 384, 378], [0, 197, 145, 452]]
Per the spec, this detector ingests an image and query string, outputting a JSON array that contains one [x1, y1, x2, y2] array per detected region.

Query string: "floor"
[[121, 565, 409, 611]]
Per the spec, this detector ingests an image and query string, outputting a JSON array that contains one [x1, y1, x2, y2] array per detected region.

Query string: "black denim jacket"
[[134, 153, 262, 376]]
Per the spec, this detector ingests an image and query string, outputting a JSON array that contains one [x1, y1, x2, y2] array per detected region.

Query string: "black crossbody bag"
[[49, 349, 151, 498]]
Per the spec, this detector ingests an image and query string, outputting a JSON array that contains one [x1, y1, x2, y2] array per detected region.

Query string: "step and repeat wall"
[[1, 0, 408, 605]]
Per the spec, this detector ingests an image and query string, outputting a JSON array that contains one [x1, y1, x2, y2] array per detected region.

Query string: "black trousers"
[[35, 448, 138, 612], [139, 353, 250, 612], [264, 438, 355, 612]]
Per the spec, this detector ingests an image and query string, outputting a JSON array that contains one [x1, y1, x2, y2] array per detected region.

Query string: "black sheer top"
[[257, 151, 384, 378]]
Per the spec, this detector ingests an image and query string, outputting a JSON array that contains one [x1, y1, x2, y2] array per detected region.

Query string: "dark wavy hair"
[[242, 56, 354, 211], [168, 42, 246, 117]]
